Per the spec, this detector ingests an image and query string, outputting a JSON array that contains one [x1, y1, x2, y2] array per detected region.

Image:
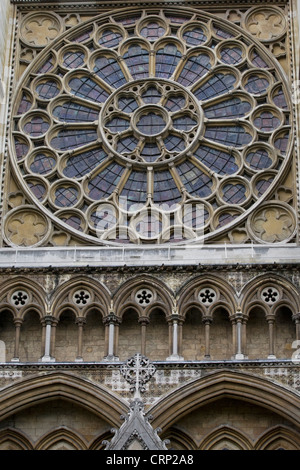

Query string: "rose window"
[[10, 8, 292, 245]]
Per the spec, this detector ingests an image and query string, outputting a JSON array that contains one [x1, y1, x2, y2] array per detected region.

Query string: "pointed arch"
[[0, 372, 128, 427], [35, 426, 89, 450], [148, 370, 300, 431], [199, 425, 253, 450], [255, 425, 300, 450], [240, 273, 300, 316], [0, 427, 33, 450], [0, 276, 47, 318], [177, 274, 238, 319], [161, 427, 197, 450], [51, 275, 111, 320], [113, 274, 174, 319]]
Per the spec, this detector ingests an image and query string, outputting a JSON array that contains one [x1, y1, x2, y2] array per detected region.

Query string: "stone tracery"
[[8, 7, 294, 246]]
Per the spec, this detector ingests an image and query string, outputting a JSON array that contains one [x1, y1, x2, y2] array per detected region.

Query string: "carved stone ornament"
[[261, 286, 280, 305], [120, 353, 156, 399], [134, 288, 154, 307], [20, 12, 64, 48], [247, 201, 296, 244], [3, 206, 50, 247], [244, 7, 287, 42], [10, 290, 29, 308]]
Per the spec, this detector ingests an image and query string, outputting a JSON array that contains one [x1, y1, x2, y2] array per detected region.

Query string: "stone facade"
[[0, 0, 299, 451]]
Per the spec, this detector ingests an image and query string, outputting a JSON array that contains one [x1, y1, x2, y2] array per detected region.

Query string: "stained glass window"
[[11, 8, 292, 245]]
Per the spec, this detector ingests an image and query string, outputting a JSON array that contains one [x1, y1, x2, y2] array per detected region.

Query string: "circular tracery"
[[100, 78, 202, 165], [10, 7, 292, 246]]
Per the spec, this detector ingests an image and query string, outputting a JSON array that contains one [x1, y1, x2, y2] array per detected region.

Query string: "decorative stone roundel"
[[10, 7, 292, 246], [261, 286, 280, 304], [198, 287, 217, 305], [135, 288, 154, 307], [10, 290, 29, 308], [72, 289, 91, 307]]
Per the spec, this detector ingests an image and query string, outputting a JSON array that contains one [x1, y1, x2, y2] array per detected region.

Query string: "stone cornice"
[[0, 358, 298, 370], [10, 0, 289, 3], [0, 262, 299, 276]]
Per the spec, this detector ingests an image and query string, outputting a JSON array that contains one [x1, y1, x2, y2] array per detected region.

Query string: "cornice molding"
[[0, 359, 298, 371], [10, 0, 289, 5], [0, 262, 300, 275]]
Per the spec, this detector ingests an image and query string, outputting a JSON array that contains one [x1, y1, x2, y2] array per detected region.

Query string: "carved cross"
[[120, 353, 156, 399]]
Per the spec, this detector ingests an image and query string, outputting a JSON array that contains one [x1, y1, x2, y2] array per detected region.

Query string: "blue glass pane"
[[176, 160, 212, 198], [153, 170, 181, 207], [246, 149, 272, 170], [53, 101, 99, 123], [173, 116, 197, 131], [183, 27, 207, 46], [93, 56, 127, 88], [164, 95, 186, 112], [123, 45, 149, 79], [117, 135, 139, 153], [120, 170, 147, 207], [137, 113, 166, 135], [194, 145, 238, 175], [30, 153, 56, 175], [220, 46, 243, 65], [63, 51, 85, 69], [164, 134, 185, 153], [222, 183, 246, 204], [68, 76, 109, 103], [194, 73, 236, 101], [204, 97, 252, 119], [106, 117, 130, 133], [142, 87, 162, 104], [63, 147, 108, 177], [140, 143, 161, 162], [50, 128, 98, 151], [204, 126, 252, 147], [156, 44, 182, 79], [98, 29, 123, 48], [118, 96, 138, 113], [88, 163, 124, 199], [177, 53, 212, 87]]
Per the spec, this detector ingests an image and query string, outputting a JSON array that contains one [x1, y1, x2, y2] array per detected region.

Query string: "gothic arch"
[[35, 426, 89, 450], [148, 370, 300, 431], [51, 275, 111, 320], [0, 276, 47, 319], [89, 431, 114, 450], [113, 275, 174, 319], [240, 273, 300, 316], [161, 427, 197, 450], [0, 427, 33, 450], [199, 425, 253, 450], [255, 425, 300, 450], [177, 274, 238, 319], [0, 372, 128, 427]]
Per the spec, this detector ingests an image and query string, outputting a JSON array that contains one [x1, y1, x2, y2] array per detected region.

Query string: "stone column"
[[202, 316, 212, 359], [41, 315, 56, 362], [103, 313, 119, 361], [167, 314, 184, 361], [266, 314, 276, 359], [233, 311, 247, 360], [75, 317, 86, 362], [292, 313, 300, 361], [292, 313, 300, 342], [139, 316, 149, 356], [11, 318, 22, 362]]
